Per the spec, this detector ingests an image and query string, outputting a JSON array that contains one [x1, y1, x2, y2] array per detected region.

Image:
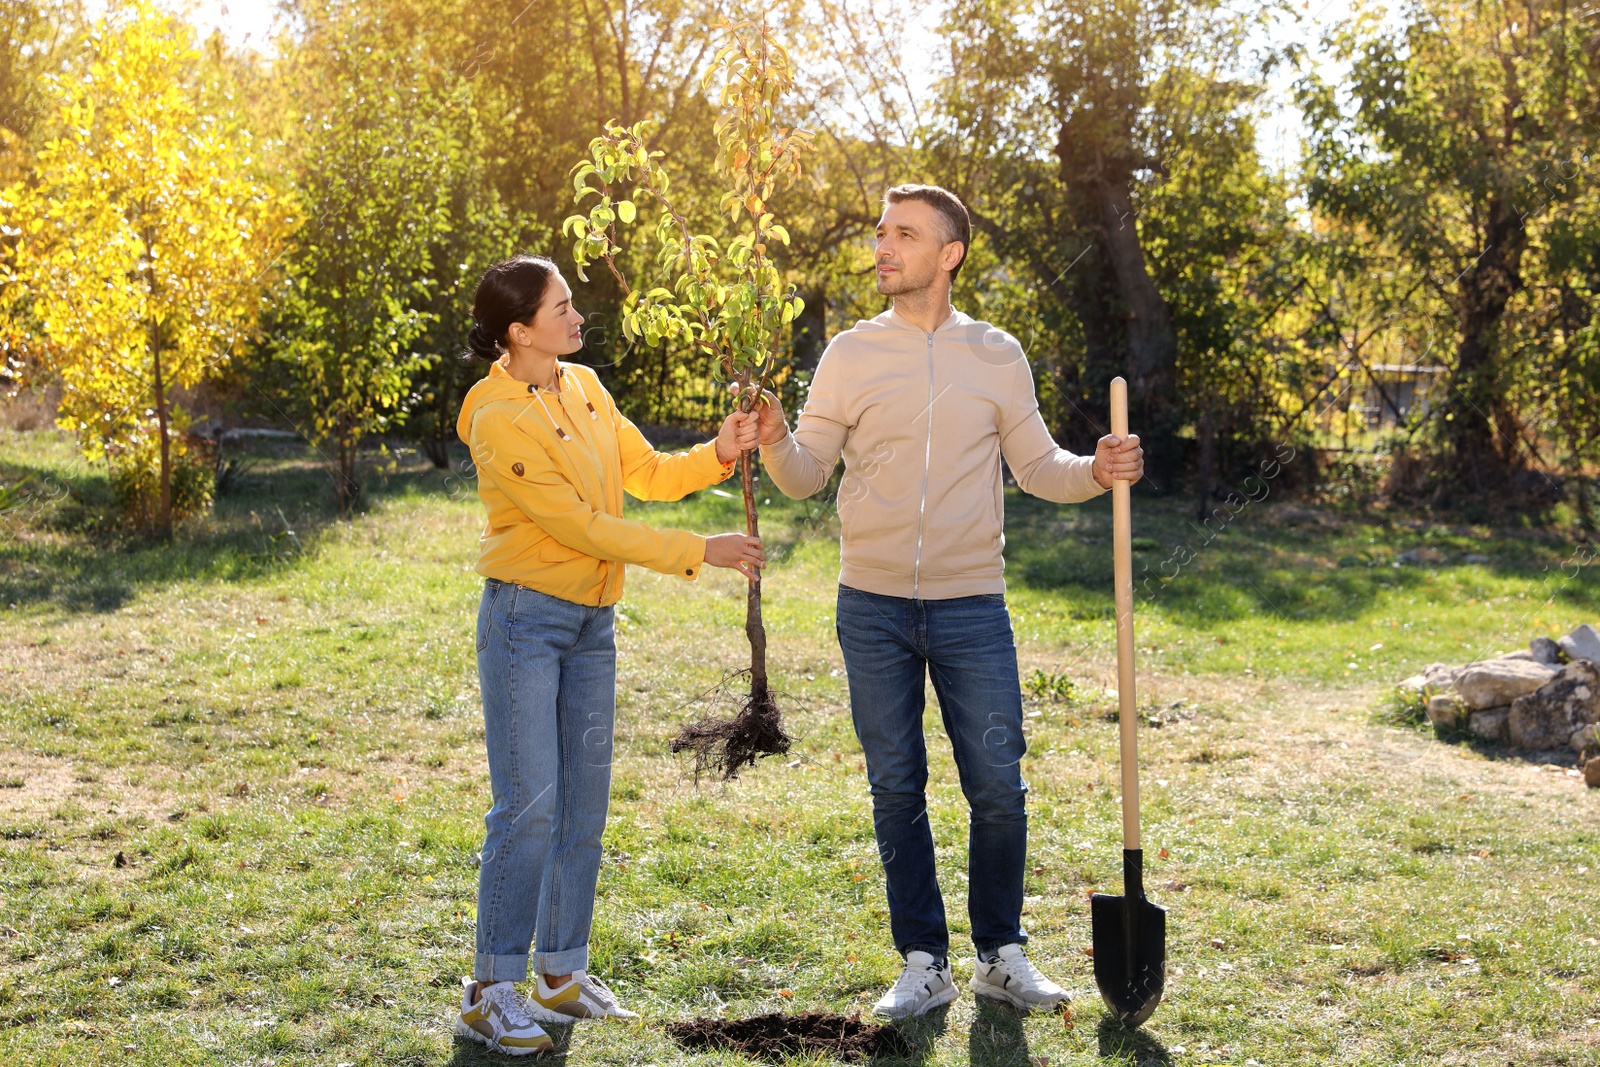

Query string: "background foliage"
[[2, 0, 1599, 525]]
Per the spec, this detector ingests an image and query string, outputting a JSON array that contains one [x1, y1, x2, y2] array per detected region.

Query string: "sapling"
[[565, 20, 811, 780]]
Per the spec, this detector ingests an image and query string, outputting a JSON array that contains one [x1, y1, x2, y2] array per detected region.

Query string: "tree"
[[931, 0, 1288, 488], [566, 19, 810, 779], [3, 0, 293, 535], [0, 0, 83, 395], [268, 2, 466, 512], [1301, 0, 1599, 497]]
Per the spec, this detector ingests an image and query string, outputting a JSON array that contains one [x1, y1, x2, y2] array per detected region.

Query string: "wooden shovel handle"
[[1110, 377, 1140, 852]]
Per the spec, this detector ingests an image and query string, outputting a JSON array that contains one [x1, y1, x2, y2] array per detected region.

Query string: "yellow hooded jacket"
[[456, 360, 736, 607]]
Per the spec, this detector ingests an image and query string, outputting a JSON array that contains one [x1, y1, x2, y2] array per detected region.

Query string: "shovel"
[[1090, 376, 1167, 1027]]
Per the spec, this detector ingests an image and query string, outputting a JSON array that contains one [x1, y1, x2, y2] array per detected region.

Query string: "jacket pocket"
[[536, 536, 588, 563]]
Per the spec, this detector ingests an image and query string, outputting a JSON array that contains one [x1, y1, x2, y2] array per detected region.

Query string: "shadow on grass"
[[1002, 488, 1600, 628], [0, 437, 478, 613], [1095, 1014, 1173, 1065], [967, 997, 1031, 1066], [445, 1020, 577, 1063], [884, 1003, 947, 1065]]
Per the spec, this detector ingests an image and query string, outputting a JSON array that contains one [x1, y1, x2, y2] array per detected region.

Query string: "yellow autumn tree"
[[2, 0, 295, 535]]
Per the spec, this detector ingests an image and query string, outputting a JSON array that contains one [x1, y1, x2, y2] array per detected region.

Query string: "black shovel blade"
[[1091, 849, 1167, 1027]]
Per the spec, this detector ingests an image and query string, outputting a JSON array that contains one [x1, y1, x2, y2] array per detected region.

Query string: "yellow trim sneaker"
[[970, 943, 1069, 1011], [455, 977, 554, 1056], [529, 971, 639, 1021], [872, 951, 958, 1019]]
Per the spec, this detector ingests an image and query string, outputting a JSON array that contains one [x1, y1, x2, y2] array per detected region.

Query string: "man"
[[748, 184, 1145, 1019]]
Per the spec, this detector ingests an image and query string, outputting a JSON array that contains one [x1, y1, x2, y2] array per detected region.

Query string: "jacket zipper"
[[913, 331, 933, 599]]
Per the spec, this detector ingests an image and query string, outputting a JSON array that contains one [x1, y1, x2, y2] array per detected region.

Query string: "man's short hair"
[[884, 184, 972, 284]]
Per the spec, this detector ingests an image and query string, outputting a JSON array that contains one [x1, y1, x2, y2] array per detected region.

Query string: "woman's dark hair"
[[465, 254, 558, 362]]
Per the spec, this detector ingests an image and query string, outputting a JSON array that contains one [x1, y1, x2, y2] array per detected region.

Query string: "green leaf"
[[617, 199, 637, 224]]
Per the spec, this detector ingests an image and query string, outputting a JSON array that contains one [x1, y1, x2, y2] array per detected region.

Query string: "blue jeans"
[[835, 584, 1029, 960], [474, 578, 616, 981]]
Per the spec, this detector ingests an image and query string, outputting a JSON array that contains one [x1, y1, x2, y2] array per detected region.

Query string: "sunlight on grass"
[[3, 430, 1598, 1065]]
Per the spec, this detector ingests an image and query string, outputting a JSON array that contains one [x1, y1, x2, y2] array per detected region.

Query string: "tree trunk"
[[1194, 408, 1215, 522], [337, 416, 360, 515], [1056, 121, 1182, 490], [790, 286, 827, 378], [737, 374, 767, 696], [424, 379, 452, 469], [1444, 195, 1527, 496], [150, 316, 172, 538]]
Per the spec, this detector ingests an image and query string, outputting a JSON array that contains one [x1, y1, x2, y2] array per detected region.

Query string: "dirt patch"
[[0, 752, 180, 829], [665, 1011, 911, 1062]]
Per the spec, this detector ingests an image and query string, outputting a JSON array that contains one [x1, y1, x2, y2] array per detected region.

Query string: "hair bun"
[[465, 323, 500, 361]]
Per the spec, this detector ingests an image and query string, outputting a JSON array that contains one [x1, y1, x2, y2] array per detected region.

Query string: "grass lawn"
[[2, 427, 1598, 1066]]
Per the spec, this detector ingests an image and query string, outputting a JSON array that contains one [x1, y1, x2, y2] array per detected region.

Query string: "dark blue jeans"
[[835, 583, 1029, 960]]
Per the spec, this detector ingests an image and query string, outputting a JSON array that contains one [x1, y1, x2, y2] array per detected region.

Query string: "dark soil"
[[665, 1011, 911, 1062], [670, 684, 792, 781]]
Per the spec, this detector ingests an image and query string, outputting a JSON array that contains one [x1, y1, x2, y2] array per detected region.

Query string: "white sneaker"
[[454, 977, 554, 1055], [872, 950, 958, 1019], [528, 971, 640, 1021], [970, 943, 1069, 1011]]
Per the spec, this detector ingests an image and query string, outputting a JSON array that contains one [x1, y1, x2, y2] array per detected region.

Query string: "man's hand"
[[1092, 433, 1144, 489], [729, 383, 789, 445]]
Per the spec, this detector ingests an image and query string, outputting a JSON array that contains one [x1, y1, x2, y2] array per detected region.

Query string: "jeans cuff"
[[533, 946, 589, 976], [900, 943, 949, 964], [475, 952, 529, 983], [972, 933, 1028, 957]]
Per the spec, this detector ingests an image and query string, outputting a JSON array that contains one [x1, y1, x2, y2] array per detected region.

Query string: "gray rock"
[[1397, 546, 1444, 565], [1452, 659, 1558, 710], [1508, 660, 1600, 750], [1557, 623, 1600, 665], [1570, 723, 1600, 754], [1498, 649, 1534, 661], [1399, 662, 1463, 693], [1463, 553, 1492, 564], [1426, 694, 1460, 729], [1468, 706, 1510, 742], [1529, 637, 1564, 666]]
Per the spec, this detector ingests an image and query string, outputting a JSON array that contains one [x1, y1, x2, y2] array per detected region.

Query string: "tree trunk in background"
[[150, 317, 173, 539], [790, 286, 827, 378], [1061, 245, 1125, 453], [1056, 124, 1181, 490], [1194, 409, 1215, 522], [1444, 195, 1527, 498]]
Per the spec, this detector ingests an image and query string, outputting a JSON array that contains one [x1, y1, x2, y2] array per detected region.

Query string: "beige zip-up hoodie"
[[760, 307, 1107, 599]]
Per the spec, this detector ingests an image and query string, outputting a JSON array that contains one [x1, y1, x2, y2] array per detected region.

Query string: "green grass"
[[3, 427, 1599, 1066]]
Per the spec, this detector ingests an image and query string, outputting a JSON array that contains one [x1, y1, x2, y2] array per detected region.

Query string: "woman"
[[451, 254, 763, 1055]]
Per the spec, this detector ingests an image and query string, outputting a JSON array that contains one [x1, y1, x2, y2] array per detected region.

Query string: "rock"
[[1462, 552, 1491, 564], [1529, 637, 1564, 666], [1468, 706, 1510, 742], [1508, 660, 1600, 750], [1426, 694, 1460, 729], [1557, 623, 1600, 665], [1397, 546, 1444, 565], [1570, 723, 1600, 754], [1400, 662, 1463, 693], [1498, 650, 1534, 661], [1587, 759, 1600, 788], [1452, 659, 1558, 710]]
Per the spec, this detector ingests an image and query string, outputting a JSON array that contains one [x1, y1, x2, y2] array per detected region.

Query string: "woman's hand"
[[703, 532, 766, 580], [1092, 433, 1145, 489], [715, 408, 761, 464]]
